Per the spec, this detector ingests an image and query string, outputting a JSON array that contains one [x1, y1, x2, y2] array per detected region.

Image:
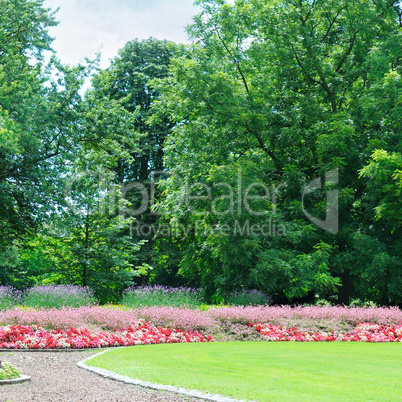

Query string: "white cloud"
[[43, 0, 199, 68]]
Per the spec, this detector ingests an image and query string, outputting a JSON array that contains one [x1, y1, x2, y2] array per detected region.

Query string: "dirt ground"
[[0, 351, 197, 402]]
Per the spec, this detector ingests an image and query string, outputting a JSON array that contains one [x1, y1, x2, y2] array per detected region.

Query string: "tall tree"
[[40, 169, 144, 303], [0, 0, 137, 293], [154, 0, 402, 304], [86, 38, 178, 279], [0, 0, 88, 248], [89, 38, 176, 182]]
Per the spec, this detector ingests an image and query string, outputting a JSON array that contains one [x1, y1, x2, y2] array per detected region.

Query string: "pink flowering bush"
[[0, 306, 216, 331], [0, 321, 213, 350], [207, 305, 402, 325], [206, 305, 402, 333], [0, 307, 141, 331], [0, 305, 401, 332], [135, 306, 216, 330]]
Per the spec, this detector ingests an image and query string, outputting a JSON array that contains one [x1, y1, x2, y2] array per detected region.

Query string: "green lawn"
[[87, 342, 402, 401]]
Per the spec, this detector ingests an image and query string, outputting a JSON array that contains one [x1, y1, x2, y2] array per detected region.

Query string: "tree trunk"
[[82, 212, 90, 287]]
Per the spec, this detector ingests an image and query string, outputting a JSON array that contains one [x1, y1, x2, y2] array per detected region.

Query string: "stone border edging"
[[0, 375, 31, 385], [78, 350, 253, 402]]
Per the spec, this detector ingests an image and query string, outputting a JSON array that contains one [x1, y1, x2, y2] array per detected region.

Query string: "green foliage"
[[349, 299, 378, 308], [197, 304, 230, 311], [0, 298, 16, 311], [22, 285, 97, 309], [40, 170, 146, 303], [0, 1, 80, 288], [225, 289, 272, 306], [360, 150, 402, 231], [89, 38, 177, 180], [0, 1, 96, 276], [121, 285, 202, 308], [0, 286, 21, 310], [0, 361, 20, 380], [153, 0, 402, 305], [84, 39, 179, 288], [0, 4, 152, 302]]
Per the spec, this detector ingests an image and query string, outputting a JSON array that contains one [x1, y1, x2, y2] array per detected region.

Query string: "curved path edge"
[[0, 375, 31, 385], [77, 350, 251, 402]]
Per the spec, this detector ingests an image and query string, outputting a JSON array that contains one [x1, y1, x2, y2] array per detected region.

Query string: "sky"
[[43, 0, 199, 69]]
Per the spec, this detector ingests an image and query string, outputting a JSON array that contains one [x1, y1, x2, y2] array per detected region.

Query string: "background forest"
[[0, 0, 401, 306]]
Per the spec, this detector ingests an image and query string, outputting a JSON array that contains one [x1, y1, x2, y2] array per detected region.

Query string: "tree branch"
[[215, 28, 250, 94], [336, 32, 358, 74], [321, 9, 343, 43]]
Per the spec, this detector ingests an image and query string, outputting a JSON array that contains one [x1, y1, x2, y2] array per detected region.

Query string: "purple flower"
[[23, 285, 97, 309], [122, 285, 202, 308], [0, 286, 23, 310]]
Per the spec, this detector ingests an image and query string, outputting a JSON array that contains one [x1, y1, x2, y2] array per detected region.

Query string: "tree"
[[86, 38, 178, 280], [88, 38, 177, 181], [0, 1, 142, 296], [360, 150, 402, 231], [36, 169, 144, 303], [154, 0, 402, 304], [0, 0, 88, 248]]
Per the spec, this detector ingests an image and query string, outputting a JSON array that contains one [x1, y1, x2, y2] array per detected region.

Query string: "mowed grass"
[[87, 342, 402, 401]]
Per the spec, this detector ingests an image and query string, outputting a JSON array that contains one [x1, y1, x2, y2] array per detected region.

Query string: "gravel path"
[[0, 351, 198, 402]]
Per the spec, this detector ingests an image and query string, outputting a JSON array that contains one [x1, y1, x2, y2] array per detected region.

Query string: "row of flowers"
[[0, 321, 213, 350], [1, 305, 401, 332], [249, 323, 402, 342], [1, 321, 401, 349]]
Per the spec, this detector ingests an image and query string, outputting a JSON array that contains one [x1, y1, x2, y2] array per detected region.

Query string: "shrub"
[[350, 299, 378, 308], [135, 306, 216, 330], [314, 299, 333, 307], [0, 286, 22, 310], [198, 304, 230, 311], [225, 289, 272, 306], [206, 305, 402, 332], [0, 361, 20, 380], [0, 305, 216, 331], [23, 285, 97, 309], [121, 285, 202, 308], [0, 306, 138, 330]]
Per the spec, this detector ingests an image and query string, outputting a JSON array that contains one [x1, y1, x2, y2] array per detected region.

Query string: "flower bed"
[[0, 321, 212, 350], [249, 323, 402, 342], [1, 305, 401, 333], [0, 305, 401, 348], [121, 285, 202, 308], [206, 305, 402, 328], [0, 306, 217, 331]]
